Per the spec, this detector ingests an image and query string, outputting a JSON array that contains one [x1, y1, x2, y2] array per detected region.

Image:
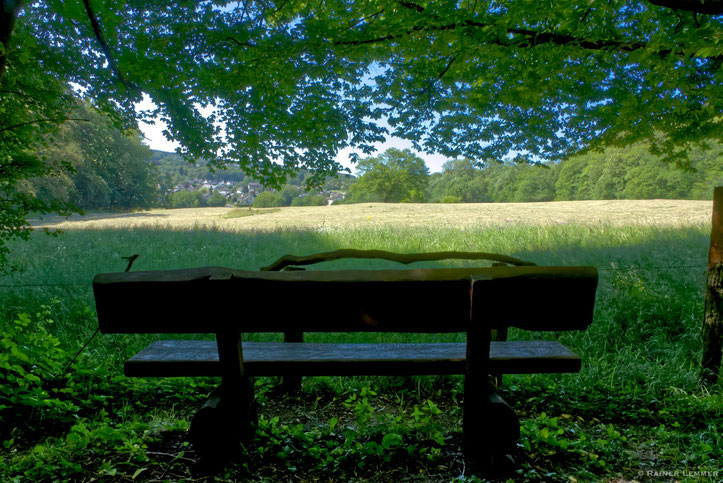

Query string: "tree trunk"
[[0, 0, 23, 81], [701, 187, 723, 387]]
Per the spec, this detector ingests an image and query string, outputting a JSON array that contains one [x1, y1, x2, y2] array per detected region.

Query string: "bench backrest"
[[93, 265, 598, 334]]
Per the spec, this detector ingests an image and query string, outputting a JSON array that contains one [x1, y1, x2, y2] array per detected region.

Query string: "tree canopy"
[[347, 148, 429, 202], [3, 1, 721, 181], [25, 102, 158, 211], [0, 0, 721, 267]]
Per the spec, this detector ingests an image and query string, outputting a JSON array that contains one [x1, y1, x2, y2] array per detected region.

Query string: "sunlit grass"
[[30, 199, 712, 233], [223, 207, 280, 218]]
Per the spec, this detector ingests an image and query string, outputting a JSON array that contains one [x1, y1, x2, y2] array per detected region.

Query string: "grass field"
[[31, 199, 713, 232], [3, 201, 722, 482]]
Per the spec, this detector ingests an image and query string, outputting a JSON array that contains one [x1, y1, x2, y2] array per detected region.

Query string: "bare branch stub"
[[260, 249, 536, 272]]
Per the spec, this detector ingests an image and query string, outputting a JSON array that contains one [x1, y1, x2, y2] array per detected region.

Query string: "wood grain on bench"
[[124, 340, 582, 377]]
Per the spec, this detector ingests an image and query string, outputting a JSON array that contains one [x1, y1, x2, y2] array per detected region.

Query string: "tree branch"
[[0, 117, 90, 133], [646, 0, 723, 15], [81, 0, 134, 91], [398, 1, 424, 13], [437, 55, 456, 79], [261, 249, 535, 271], [336, 10, 386, 36], [334, 32, 403, 46], [334, 19, 722, 61], [419, 55, 456, 98], [579, 8, 593, 24], [0, 89, 41, 103], [226, 36, 257, 48], [351, 0, 721, 61]]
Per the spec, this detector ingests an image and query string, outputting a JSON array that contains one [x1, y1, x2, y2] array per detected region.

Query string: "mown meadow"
[[1, 202, 721, 482]]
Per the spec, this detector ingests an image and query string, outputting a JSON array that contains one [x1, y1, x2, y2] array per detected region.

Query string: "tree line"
[[20, 107, 357, 213], [21, 103, 158, 213], [343, 147, 723, 205], [22, 122, 723, 216]]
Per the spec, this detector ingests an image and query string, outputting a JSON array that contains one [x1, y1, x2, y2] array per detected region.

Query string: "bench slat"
[[124, 340, 581, 377], [93, 266, 598, 334]]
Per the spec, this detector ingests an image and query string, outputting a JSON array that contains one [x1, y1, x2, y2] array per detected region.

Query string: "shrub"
[[1, 308, 79, 441], [440, 195, 462, 203], [207, 192, 227, 207], [253, 191, 278, 208], [169, 190, 203, 208]]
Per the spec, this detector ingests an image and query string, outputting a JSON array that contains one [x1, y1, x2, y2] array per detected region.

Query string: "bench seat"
[[125, 340, 582, 377]]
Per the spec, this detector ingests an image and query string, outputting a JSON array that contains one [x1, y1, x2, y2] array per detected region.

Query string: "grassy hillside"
[[2, 201, 721, 481]]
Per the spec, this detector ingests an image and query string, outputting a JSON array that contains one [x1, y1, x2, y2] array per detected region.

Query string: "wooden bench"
[[92, 250, 598, 474]]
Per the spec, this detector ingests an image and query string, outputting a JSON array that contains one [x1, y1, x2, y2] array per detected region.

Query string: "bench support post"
[[466, 281, 521, 476], [486, 386, 520, 466], [281, 331, 304, 393], [190, 330, 256, 464], [490, 327, 508, 386], [463, 319, 493, 475]]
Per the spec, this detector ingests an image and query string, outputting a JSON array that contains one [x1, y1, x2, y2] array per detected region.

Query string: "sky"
[[136, 98, 450, 175]]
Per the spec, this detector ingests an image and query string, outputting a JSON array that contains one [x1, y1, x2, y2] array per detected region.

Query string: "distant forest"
[[151, 143, 723, 206], [23, 107, 722, 212], [426, 143, 723, 204]]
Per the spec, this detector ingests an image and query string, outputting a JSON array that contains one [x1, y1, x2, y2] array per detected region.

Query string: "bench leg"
[[463, 315, 518, 475], [490, 327, 509, 386], [190, 378, 257, 464], [280, 331, 303, 393], [463, 376, 492, 475], [463, 379, 520, 475], [191, 330, 257, 464], [487, 388, 520, 455]]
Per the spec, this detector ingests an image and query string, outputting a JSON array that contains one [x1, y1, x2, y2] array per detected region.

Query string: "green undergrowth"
[[1, 223, 722, 481]]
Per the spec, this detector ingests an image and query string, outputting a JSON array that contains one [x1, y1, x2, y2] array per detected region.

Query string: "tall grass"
[[2, 217, 720, 481], [0, 222, 713, 396]]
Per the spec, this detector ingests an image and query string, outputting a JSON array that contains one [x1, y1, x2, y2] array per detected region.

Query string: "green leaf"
[[382, 433, 402, 449], [132, 468, 147, 480]]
